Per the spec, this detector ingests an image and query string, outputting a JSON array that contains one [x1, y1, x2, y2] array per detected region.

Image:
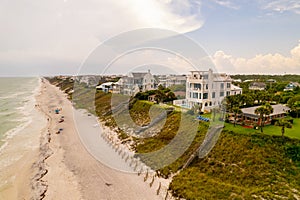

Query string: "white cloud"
[[212, 41, 300, 74], [262, 0, 300, 14], [210, 0, 240, 10], [0, 0, 203, 75]]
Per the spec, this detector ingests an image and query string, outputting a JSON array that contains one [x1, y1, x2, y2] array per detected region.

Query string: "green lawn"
[[224, 118, 300, 139]]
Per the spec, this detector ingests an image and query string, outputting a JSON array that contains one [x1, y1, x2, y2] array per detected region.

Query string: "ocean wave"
[[0, 77, 40, 151]]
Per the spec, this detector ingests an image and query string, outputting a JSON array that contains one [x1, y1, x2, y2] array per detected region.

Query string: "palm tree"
[[287, 95, 300, 118], [255, 103, 274, 133], [275, 119, 292, 138], [232, 107, 242, 127]]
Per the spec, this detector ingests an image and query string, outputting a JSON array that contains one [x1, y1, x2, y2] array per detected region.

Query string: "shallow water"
[[0, 77, 39, 148]]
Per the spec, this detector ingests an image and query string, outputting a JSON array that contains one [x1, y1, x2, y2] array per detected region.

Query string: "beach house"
[[174, 69, 242, 111], [241, 104, 290, 126], [113, 70, 155, 96]]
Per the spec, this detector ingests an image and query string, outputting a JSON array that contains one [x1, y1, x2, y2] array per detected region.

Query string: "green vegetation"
[[170, 130, 300, 199], [134, 84, 177, 103], [47, 76, 300, 199]]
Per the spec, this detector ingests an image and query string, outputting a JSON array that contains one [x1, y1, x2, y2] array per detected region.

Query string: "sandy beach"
[[41, 78, 172, 199], [0, 78, 171, 200]]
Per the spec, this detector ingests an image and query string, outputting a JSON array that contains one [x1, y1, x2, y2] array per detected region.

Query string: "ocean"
[[0, 77, 40, 150]]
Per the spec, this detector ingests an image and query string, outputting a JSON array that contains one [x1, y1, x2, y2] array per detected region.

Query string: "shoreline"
[[0, 78, 172, 199], [0, 78, 47, 199], [34, 79, 170, 199]]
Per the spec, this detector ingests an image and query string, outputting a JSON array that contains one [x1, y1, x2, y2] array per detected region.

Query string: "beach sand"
[[0, 80, 47, 200], [31, 79, 167, 200], [0, 78, 170, 200]]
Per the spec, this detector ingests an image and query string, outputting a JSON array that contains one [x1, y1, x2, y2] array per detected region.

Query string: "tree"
[[288, 96, 300, 118], [232, 107, 242, 127], [275, 119, 292, 138], [255, 103, 274, 133]]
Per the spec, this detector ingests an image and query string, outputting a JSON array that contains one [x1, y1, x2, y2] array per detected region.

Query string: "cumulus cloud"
[[212, 41, 300, 74], [0, 0, 203, 75]]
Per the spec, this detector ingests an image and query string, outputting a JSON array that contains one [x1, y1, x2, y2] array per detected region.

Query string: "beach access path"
[[37, 79, 163, 200]]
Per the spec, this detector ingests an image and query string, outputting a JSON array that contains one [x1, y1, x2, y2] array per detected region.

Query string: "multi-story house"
[[156, 74, 186, 88], [174, 69, 242, 112], [113, 70, 155, 96]]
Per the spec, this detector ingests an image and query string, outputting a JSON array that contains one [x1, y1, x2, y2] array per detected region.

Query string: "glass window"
[[226, 91, 230, 96], [227, 83, 231, 88], [193, 92, 198, 99], [198, 93, 202, 99], [220, 83, 224, 89], [194, 83, 201, 89], [220, 92, 224, 97], [212, 92, 215, 98], [206, 84, 208, 89], [203, 93, 208, 99]]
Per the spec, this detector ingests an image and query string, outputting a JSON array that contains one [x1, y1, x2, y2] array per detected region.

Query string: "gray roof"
[[131, 72, 147, 79], [241, 104, 290, 117], [249, 82, 266, 87]]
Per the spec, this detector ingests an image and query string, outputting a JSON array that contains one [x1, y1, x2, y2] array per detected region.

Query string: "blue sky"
[[192, 0, 300, 57], [0, 0, 299, 76]]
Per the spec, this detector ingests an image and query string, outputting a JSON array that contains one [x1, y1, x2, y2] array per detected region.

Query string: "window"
[[226, 91, 230, 96], [189, 92, 192, 98], [212, 92, 215, 98], [227, 83, 231, 88], [220, 83, 224, 89], [206, 84, 208, 89], [193, 92, 198, 99], [203, 93, 208, 99], [220, 92, 224, 97], [194, 83, 201, 89], [203, 75, 208, 79], [189, 83, 192, 88], [198, 93, 202, 99]]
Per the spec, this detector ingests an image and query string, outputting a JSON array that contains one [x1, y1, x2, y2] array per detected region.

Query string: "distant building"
[[96, 82, 115, 93], [113, 70, 155, 96], [266, 79, 277, 83], [249, 82, 266, 91], [241, 104, 290, 126], [157, 74, 186, 88], [232, 79, 242, 83], [174, 69, 242, 112], [284, 82, 300, 91]]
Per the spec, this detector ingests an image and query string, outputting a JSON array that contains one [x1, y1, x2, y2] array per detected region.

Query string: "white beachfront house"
[[113, 70, 155, 96], [157, 74, 186, 88], [96, 82, 115, 93], [173, 69, 242, 112]]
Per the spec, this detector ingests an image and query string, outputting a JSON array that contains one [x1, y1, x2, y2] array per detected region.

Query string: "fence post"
[[156, 182, 161, 195]]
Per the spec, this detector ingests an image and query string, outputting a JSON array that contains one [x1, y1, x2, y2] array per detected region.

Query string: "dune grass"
[[48, 77, 300, 199]]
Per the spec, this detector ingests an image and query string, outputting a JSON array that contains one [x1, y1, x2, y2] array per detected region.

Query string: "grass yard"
[[224, 118, 300, 140]]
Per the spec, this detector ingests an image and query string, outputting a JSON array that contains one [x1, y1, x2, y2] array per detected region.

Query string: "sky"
[[0, 0, 300, 76]]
